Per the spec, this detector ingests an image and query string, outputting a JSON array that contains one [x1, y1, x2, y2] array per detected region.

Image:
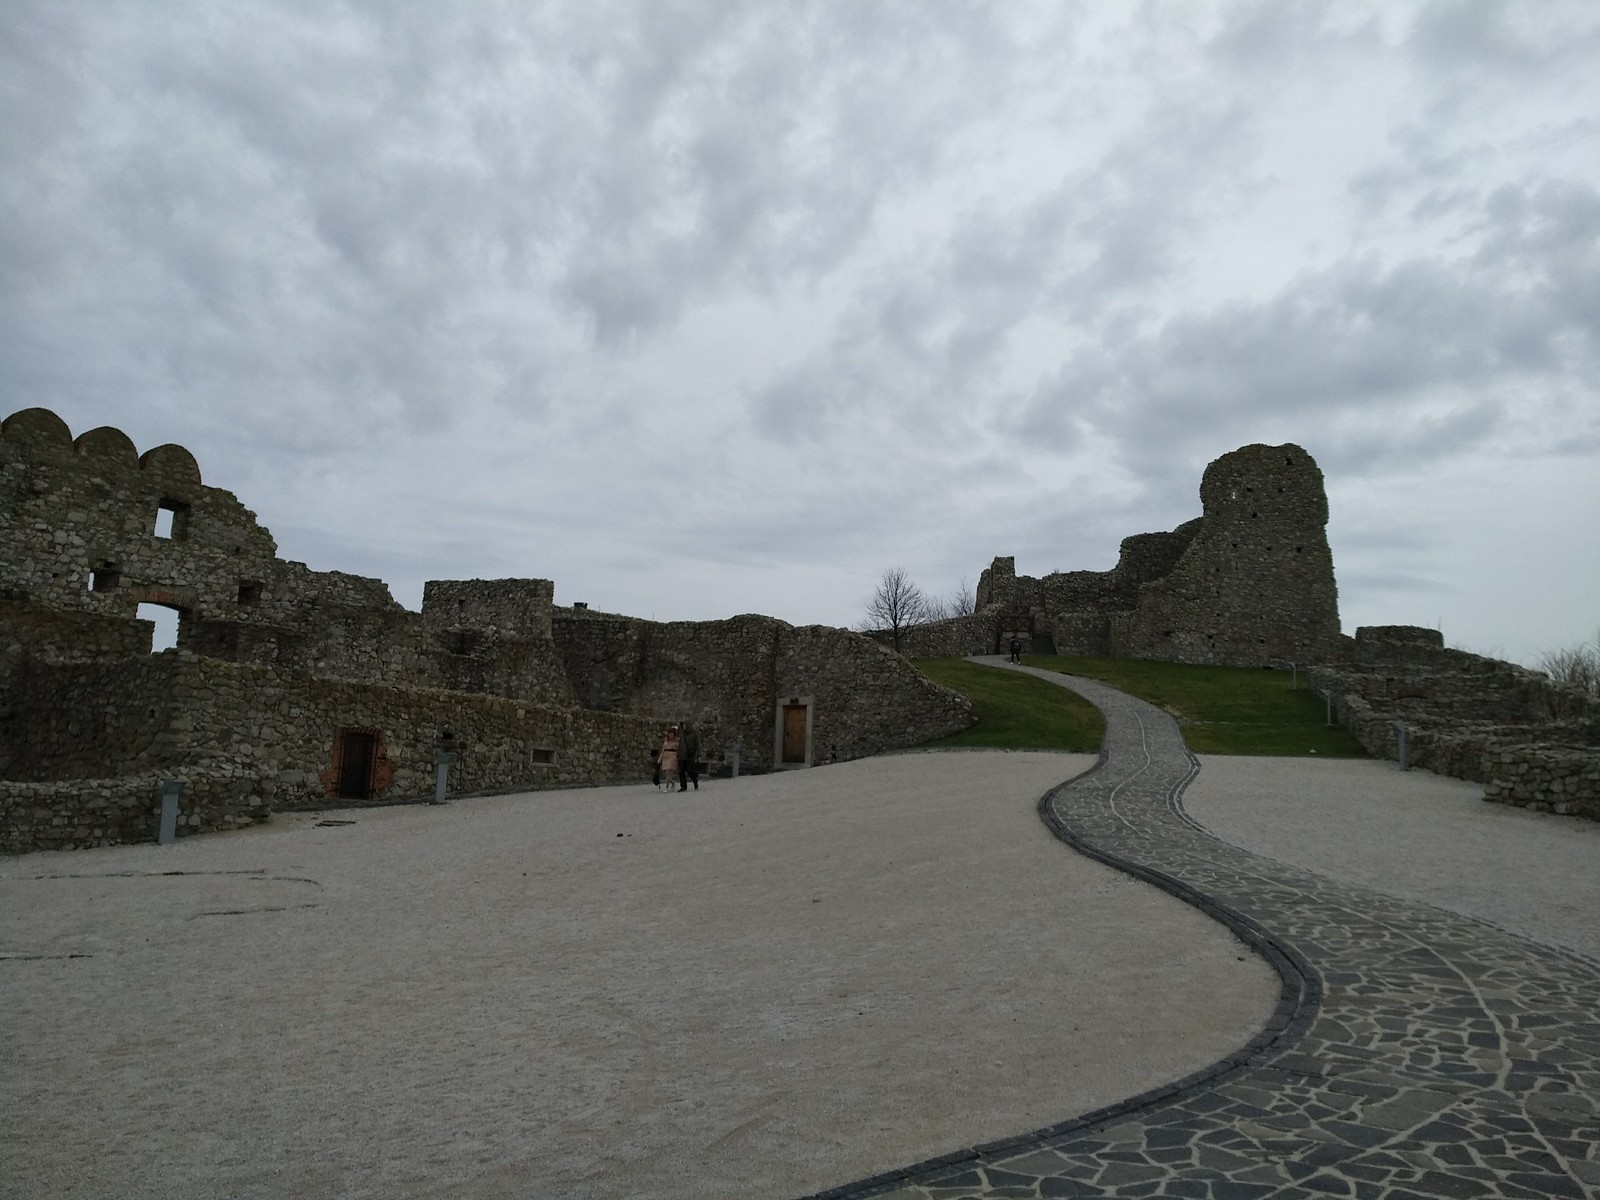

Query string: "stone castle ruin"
[[3, 413, 1594, 850], [901, 443, 1345, 666], [896, 441, 1598, 820], [0, 408, 969, 852]]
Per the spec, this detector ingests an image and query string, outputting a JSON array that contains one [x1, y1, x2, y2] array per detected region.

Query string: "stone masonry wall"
[[1310, 627, 1600, 820], [143, 654, 663, 808], [776, 625, 970, 762], [5, 654, 183, 782], [967, 445, 1342, 668], [1, 769, 271, 854], [1117, 445, 1343, 665], [553, 609, 971, 772], [893, 612, 1000, 658], [0, 407, 431, 681]]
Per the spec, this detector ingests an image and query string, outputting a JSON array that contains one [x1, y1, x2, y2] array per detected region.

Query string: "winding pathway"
[[801, 661, 1600, 1200]]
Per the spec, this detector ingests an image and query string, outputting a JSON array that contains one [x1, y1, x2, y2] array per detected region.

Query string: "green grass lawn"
[[913, 657, 1104, 751], [1027, 655, 1367, 756], [913, 654, 1366, 757]]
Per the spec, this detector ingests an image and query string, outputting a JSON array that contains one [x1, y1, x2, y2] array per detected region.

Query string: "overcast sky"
[[5, 1, 1597, 666]]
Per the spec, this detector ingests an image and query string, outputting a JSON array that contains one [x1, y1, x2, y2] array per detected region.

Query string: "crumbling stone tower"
[[1116, 443, 1343, 665], [962, 443, 1342, 667]]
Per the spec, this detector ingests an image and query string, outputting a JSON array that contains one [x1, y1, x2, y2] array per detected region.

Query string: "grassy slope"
[[914, 655, 1366, 757], [1029, 655, 1367, 757], [913, 658, 1104, 751]]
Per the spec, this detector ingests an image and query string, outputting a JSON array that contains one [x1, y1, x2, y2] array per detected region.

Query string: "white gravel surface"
[[2, 752, 1276, 1200], [1184, 755, 1600, 963]]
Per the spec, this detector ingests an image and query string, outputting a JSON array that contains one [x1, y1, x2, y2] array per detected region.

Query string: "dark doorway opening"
[[336, 729, 378, 800]]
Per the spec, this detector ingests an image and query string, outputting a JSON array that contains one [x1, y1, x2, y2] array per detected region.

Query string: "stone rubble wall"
[[1481, 746, 1600, 820], [776, 625, 970, 762], [4, 654, 184, 782], [1310, 626, 1600, 821], [3, 407, 975, 854], [150, 653, 663, 808], [969, 445, 1343, 668], [892, 612, 1000, 658], [553, 609, 971, 771], [422, 578, 556, 640], [1, 769, 271, 854]]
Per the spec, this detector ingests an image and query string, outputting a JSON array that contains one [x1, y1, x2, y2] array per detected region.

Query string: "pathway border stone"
[[797, 661, 1600, 1200]]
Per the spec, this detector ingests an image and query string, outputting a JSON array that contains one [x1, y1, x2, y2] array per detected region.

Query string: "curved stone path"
[[801, 661, 1600, 1200]]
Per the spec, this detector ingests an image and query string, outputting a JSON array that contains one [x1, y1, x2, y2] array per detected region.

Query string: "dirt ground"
[[1, 752, 1277, 1200]]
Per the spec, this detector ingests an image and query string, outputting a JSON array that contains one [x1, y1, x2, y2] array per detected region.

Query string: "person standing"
[[678, 721, 701, 791], [1008, 636, 1022, 664], [655, 725, 679, 789]]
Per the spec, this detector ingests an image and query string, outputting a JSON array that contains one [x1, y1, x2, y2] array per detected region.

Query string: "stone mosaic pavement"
[[800, 661, 1600, 1200]]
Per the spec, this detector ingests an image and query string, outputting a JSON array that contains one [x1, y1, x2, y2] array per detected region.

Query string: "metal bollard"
[[158, 779, 182, 845], [1391, 721, 1407, 770], [432, 751, 455, 805]]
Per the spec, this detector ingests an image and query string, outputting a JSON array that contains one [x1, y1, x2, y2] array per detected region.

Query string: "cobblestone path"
[[801, 662, 1600, 1200]]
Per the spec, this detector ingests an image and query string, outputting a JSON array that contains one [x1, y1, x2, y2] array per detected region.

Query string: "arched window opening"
[[137, 603, 182, 652]]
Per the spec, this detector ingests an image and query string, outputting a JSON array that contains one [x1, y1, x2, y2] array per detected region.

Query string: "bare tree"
[[1537, 628, 1600, 697], [944, 575, 976, 618], [862, 567, 933, 651], [923, 576, 977, 622]]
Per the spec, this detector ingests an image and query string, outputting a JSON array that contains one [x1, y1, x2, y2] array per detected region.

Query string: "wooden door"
[[781, 705, 808, 764], [337, 731, 376, 799]]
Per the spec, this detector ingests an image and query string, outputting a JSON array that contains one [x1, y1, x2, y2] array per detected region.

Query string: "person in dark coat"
[[677, 721, 701, 791], [1008, 636, 1022, 664]]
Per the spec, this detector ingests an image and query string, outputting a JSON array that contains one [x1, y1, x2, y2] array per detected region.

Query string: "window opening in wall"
[[137, 603, 182, 652], [237, 581, 262, 606], [154, 499, 190, 540], [529, 748, 554, 765], [89, 563, 121, 592]]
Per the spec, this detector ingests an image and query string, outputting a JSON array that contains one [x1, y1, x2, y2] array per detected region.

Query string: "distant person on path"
[[677, 721, 701, 792], [1009, 636, 1023, 664], [655, 725, 679, 790]]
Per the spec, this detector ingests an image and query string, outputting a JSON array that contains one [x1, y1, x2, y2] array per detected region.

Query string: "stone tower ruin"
[[937, 443, 1344, 666]]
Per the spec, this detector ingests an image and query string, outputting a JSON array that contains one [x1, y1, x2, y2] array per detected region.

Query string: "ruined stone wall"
[[1309, 627, 1600, 820], [553, 609, 971, 772], [1, 769, 271, 854], [0, 408, 423, 676], [1482, 746, 1600, 820], [969, 445, 1342, 667], [422, 579, 575, 706], [139, 656, 659, 805], [0, 657, 666, 852], [1, 409, 280, 623], [893, 612, 999, 658], [4, 654, 183, 782], [1117, 445, 1342, 665], [551, 610, 775, 761], [776, 625, 970, 762], [423, 578, 555, 639]]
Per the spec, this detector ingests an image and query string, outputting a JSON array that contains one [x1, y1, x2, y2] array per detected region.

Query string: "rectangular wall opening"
[[154, 499, 190, 540], [335, 729, 378, 800], [136, 603, 182, 652], [89, 564, 121, 592]]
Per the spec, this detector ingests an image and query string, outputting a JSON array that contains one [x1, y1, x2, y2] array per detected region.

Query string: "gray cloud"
[[3, 0, 1597, 666]]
